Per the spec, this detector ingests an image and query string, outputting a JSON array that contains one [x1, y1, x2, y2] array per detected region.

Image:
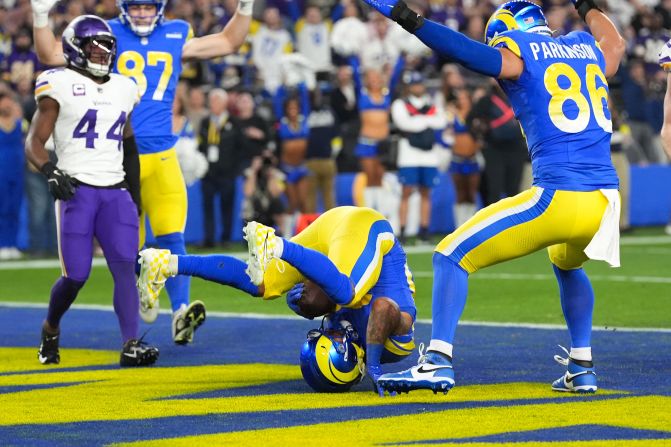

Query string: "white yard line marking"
[[1, 301, 670, 333]]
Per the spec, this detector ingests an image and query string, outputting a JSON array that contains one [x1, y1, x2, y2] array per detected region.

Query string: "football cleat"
[[137, 248, 172, 323], [243, 221, 278, 285], [377, 347, 454, 394], [38, 327, 60, 365], [551, 345, 597, 393], [172, 300, 207, 345], [120, 337, 159, 367]]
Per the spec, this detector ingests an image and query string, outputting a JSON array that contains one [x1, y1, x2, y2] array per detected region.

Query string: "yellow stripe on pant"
[[261, 207, 395, 307], [435, 187, 610, 273]]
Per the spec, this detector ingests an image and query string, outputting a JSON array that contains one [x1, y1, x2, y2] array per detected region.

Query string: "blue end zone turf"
[[1, 305, 670, 445]]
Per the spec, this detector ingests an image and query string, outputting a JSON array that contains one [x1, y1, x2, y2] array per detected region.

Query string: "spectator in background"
[[2, 26, 40, 88], [427, 0, 467, 31], [330, 64, 360, 173], [609, 97, 631, 233], [251, 7, 293, 94], [173, 91, 208, 188], [242, 150, 286, 232], [273, 81, 311, 231], [295, 5, 332, 81], [350, 53, 404, 217], [449, 88, 482, 228], [392, 71, 447, 243], [198, 89, 240, 247], [305, 86, 338, 213], [186, 85, 209, 136], [620, 60, 666, 164], [234, 90, 272, 162], [0, 91, 25, 260], [468, 80, 527, 206], [330, 0, 367, 65]]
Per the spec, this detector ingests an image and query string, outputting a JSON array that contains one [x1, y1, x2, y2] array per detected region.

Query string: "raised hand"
[[286, 282, 313, 319], [31, 0, 59, 26]]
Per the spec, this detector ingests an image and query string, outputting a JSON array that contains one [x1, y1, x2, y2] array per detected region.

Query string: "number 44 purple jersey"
[[34, 67, 140, 187]]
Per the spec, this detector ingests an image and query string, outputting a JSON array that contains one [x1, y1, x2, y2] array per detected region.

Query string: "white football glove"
[[237, 0, 254, 16], [659, 39, 671, 72], [32, 0, 58, 27]]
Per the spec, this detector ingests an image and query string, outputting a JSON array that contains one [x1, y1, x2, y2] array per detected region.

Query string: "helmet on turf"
[[484, 0, 551, 44], [62, 15, 117, 78], [299, 319, 365, 392], [117, 0, 167, 36]]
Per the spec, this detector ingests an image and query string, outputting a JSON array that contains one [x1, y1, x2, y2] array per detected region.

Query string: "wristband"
[[33, 12, 49, 28], [237, 0, 253, 16], [390, 1, 424, 33], [574, 0, 602, 22]]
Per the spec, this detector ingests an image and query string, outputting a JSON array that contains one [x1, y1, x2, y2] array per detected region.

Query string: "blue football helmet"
[[300, 319, 365, 393], [484, 0, 551, 44], [117, 0, 167, 36], [62, 15, 116, 78]]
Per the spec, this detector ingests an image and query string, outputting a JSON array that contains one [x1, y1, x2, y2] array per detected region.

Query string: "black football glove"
[[40, 162, 77, 201]]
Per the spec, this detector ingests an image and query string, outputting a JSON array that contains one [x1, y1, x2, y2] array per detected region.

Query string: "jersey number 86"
[[544, 62, 611, 134]]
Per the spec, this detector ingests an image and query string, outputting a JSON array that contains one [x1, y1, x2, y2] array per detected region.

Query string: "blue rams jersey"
[[490, 30, 618, 190], [109, 18, 192, 154]]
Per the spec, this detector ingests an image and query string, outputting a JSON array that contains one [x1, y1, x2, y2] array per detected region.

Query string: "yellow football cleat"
[[136, 248, 172, 323], [242, 221, 278, 285]]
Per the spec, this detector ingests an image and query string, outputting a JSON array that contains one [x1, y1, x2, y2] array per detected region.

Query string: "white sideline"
[[1, 301, 670, 333], [412, 271, 671, 284], [0, 235, 669, 270]]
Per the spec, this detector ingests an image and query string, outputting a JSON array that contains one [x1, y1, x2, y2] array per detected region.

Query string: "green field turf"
[[1, 231, 669, 328]]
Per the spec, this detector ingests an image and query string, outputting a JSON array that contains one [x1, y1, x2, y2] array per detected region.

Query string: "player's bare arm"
[[663, 76, 671, 158], [31, 0, 65, 66], [25, 97, 59, 169], [181, 0, 253, 60], [660, 41, 671, 158], [26, 96, 77, 201], [581, 8, 625, 77]]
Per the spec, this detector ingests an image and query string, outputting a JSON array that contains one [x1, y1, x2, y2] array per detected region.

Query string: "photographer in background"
[[242, 151, 287, 235]]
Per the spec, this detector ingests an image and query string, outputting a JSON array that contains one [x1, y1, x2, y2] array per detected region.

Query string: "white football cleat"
[[243, 221, 278, 285], [137, 248, 172, 323]]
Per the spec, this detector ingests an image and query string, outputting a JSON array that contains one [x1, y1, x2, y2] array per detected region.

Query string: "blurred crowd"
[[0, 0, 669, 258]]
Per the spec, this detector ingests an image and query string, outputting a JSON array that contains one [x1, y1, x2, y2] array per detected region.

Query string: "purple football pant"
[[53, 185, 140, 343]]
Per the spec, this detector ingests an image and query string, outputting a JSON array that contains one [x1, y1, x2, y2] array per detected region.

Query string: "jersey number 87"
[[544, 62, 611, 134], [116, 50, 173, 101]]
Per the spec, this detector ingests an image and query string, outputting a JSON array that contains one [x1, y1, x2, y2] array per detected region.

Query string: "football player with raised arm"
[[25, 15, 159, 367], [137, 206, 417, 395], [356, 0, 626, 395], [30, 0, 254, 345], [660, 40, 671, 160]]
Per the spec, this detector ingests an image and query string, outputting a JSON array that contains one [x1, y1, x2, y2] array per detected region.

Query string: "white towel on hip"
[[584, 189, 621, 268]]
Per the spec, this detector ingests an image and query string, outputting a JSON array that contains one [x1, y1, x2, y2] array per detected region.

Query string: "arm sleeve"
[[123, 136, 141, 213], [414, 19, 503, 77]]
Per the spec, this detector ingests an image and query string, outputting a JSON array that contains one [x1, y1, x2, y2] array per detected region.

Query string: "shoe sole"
[[551, 385, 597, 393], [137, 250, 164, 323], [243, 222, 266, 285], [173, 301, 207, 345], [378, 378, 454, 395]]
